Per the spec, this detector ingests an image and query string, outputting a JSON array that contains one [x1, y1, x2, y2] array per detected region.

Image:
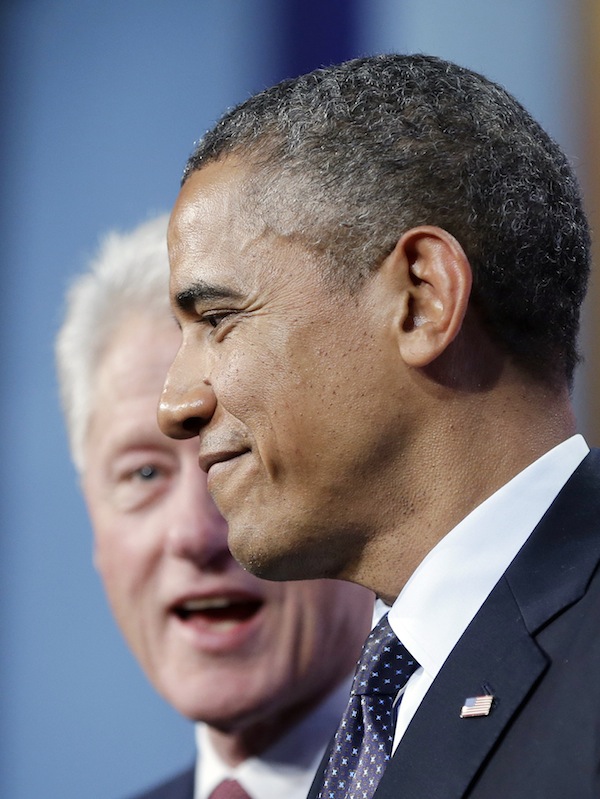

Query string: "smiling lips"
[[198, 447, 250, 474]]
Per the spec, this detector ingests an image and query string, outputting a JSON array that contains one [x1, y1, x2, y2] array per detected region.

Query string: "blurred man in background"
[[56, 214, 374, 799]]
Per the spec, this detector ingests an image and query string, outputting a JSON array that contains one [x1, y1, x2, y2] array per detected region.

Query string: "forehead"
[[168, 160, 340, 317], [85, 315, 182, 463], [95, 314, 180, 400], [169, 158, 256, 282]]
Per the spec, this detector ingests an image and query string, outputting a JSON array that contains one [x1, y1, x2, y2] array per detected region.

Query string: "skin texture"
[[159, 157, 577, 604], [83, 312, 374, 764], [160, 159, 418, 586]]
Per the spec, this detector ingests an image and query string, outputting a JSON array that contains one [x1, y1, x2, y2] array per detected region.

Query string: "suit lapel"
[[375, 578, 548, 798], [504, 448, 600, 635], [375, 448, 600, 798]]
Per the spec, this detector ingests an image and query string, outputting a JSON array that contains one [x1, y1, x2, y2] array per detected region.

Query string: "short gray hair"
[[56, 213, 170, 471], [184, 54, 590, 387]]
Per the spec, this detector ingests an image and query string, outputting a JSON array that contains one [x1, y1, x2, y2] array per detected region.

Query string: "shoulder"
[[126, 766, 195, 799]]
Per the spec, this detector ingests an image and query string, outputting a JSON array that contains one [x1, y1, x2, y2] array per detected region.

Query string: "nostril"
[[157, 404, 202, 440], [182, 417, 202, 434]]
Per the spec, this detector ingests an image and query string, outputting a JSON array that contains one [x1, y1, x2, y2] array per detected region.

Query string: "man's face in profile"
[[160, 158, 405, 586], [83, 311, 372, 735]]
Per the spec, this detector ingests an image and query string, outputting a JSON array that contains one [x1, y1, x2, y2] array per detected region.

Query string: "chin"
[[150, 669, 208, 721], [228, 514, 336, 581], [237, 543, 319, 583], [156, 667, 267, 726], [163, 690, 221, 723], [183, 695, 276, 731]]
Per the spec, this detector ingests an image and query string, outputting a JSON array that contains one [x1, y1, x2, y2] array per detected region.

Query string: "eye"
[[202, 310, 235, 329], [113, 461, 170, 512], [134, 464, 159, 481]]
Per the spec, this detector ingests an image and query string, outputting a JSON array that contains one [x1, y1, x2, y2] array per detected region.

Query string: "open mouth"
[[174, 596, 263, 625]]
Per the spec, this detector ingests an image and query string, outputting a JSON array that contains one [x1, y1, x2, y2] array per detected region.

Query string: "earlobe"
[[383, 226, 472, 367]]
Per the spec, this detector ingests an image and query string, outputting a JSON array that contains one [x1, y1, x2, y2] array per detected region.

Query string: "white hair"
[[56, 213, 171, 472]]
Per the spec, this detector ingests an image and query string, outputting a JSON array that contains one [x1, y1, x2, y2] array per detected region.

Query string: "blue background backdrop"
[[1, 2, 593, 797]]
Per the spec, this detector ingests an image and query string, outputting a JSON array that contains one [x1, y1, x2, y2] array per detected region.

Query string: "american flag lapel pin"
[[460, 694, 494, 718]]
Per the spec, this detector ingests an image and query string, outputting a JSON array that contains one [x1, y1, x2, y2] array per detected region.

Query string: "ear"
[[380, 225, 472, 367]]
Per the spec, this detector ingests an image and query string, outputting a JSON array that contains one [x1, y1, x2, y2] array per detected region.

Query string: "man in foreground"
[[56, 215, 374, 799], [158, 54, 600, 797]]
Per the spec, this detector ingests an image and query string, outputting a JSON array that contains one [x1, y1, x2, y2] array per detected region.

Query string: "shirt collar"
[[388, 434, 589, 680]]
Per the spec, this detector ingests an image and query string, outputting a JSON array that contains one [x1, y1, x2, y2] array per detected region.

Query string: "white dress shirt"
[[194, 675, 353, 799], [388, 434, 589, 751]]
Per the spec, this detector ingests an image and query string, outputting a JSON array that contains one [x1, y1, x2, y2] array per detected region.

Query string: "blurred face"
[[159, 159, 405, 585], [83, 313, 372, 745]]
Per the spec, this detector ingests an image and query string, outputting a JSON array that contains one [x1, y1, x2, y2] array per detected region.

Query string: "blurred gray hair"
[[56, 213, 171, 472]]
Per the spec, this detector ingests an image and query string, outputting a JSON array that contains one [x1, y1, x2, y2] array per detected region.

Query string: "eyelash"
[[201, 310, 236, 329]]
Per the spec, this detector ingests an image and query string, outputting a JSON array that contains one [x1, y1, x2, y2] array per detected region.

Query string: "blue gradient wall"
[[0, 2, 586, 798]]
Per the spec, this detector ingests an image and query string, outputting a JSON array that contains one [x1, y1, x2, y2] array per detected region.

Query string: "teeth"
[[175, 595, 262, 625], [181, 597, 233, 612]]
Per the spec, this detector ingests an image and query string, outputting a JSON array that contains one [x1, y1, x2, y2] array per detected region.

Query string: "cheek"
[[216, 326, 304, 408], [215, 348, 267, 415], [92, 514, 156, 623], [93, 529, 162, 677]]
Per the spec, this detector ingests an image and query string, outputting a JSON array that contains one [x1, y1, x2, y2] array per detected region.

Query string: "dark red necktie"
[[208, 778, 251, 799]]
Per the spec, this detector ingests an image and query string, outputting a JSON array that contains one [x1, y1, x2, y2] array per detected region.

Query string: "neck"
[[203, 683, 336, 766], [346, 367, 577, 604]]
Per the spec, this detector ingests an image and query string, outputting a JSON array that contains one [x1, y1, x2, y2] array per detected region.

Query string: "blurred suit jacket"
[[308, 448, 600, 798]]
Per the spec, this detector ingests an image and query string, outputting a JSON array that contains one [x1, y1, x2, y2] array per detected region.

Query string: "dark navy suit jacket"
[[128, 766, 194, 799], [309, 448, 600, 798]]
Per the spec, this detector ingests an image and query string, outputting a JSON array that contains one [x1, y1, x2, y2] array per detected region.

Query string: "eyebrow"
[[174, 281, 244, 313]]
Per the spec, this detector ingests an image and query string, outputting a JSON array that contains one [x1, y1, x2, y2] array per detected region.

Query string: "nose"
[[166, 460, 230, 568], [158, 350, 217, 440]]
